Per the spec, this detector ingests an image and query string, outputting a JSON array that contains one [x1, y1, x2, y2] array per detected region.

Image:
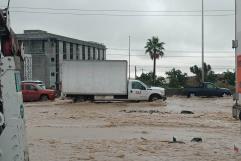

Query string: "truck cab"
[[128, 80, 166, 101]]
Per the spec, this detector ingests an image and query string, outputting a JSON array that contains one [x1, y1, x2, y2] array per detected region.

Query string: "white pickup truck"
[[62, 60, 166, 102]]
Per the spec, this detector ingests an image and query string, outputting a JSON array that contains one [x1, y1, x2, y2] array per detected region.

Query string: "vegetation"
[[190, 62, 216, 83], [136, 72, 166, 87], [223, 70, 235, 86], [166, 68, 187, 88], [136, 65, 235, 90], [145, 36, 165, 85]]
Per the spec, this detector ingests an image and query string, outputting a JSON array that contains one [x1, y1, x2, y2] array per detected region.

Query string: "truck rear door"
[[128, 81, 148, 100]]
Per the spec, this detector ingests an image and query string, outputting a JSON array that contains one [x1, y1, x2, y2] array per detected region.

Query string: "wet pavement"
[[25, 97, 241, 161]]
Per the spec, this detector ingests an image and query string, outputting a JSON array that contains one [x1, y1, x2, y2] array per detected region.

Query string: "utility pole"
[[235, 0, 238, 103], [142, 68, 144, 74], [135, 66, 137, 79], [201, 0, 205, 83], [129, 36, 131, 79]]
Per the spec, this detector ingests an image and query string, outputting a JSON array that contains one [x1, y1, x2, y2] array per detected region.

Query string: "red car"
[[21, 83, 56, 102]]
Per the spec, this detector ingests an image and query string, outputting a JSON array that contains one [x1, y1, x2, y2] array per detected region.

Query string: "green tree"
[[136, 72, 166, 87], [145, 37, 165, 85], [166, 68, 187, 88], [223, 70, 235, 86], [190, 62, 216, 83]]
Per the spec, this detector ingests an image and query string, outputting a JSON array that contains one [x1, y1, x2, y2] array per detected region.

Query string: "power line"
[[108, 48, 234, 53], [7, 6, 235, 13], [10, 10, 235, 17], [107, 54, 234, 58], [132, 65, 234, 69]]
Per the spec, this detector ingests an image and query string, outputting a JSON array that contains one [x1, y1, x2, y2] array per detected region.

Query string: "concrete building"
[[17, 30, 106, 90]]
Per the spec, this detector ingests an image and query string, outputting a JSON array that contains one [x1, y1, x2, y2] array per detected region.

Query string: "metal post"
[[129, 36, 131, 79], [201, 0, 205, 83], [7, 0, 10, 9], [135, 66, 137, 79], [235, 0, 238, 103]]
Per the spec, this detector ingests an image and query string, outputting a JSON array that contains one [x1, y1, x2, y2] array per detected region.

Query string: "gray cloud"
[[2, 0, 235, 76]]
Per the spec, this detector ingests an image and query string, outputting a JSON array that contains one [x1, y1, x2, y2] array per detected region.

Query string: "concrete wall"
[[31, 55, 48, 86]]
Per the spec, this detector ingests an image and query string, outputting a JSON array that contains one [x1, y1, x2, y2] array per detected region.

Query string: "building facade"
[[17, 30, 106, 89]]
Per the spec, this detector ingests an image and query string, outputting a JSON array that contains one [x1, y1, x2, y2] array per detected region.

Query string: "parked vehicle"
[[21, 80, 46, 89], [62, 60, 166, 102], [184, 82, 232, 98], [21, 82, 56, 102]]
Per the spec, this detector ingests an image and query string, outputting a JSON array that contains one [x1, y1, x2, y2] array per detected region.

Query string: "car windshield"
[[39, 84, 46, 89], [35, 84, 43, 90]]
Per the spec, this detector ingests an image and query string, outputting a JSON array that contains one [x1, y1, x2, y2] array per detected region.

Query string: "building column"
[[79, 45, 83, 60], [66, 43, 70, 60], [73, 44, 77, 60], [85, 46, 88, 60]]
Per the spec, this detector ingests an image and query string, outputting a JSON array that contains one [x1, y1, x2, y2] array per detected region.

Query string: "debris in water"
[[234, 144, 239, 153], [181, 110, 194, 114], [173, 136, 177, 142], [120, 110, 169, 114], [168, 137, 185, 144], [141, 137, 147, 141], [191, 137, 203, 143]]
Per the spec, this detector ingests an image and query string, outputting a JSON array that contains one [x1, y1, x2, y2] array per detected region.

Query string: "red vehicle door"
[[22, 84, 40, 101], [21, 84, 28, 102]]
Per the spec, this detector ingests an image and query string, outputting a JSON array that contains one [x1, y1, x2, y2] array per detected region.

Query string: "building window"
[[93, 48, 96, 60], [70, 43, 73, 60], [51, 57, 55, 62], [88, 47, 91, 60], [42, 41, 45, 52], [63, 42, 66, 60], [51, 72, 55, 77], [76, 45, 79, 60], [82, 45, 85, 60], [63, 42, 66, 53], [98, 49, 100, 60]]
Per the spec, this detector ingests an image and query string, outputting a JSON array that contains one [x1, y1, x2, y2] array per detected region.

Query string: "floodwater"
[[25, 97, 241, 161]]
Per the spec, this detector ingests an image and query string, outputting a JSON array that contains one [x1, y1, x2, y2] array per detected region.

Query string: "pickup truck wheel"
[[40, 95, 49, 101], [149, 94, 161, 102], [221, 92, 228, 97], [187, 92, 196, 98]]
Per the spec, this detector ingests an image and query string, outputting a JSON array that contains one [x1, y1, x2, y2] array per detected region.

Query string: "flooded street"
[[25, 97, 241, 161]]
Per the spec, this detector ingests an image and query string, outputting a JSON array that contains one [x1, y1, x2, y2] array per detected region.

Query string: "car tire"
[[149, 94, 161, 102], [40, 95, 49, 101]]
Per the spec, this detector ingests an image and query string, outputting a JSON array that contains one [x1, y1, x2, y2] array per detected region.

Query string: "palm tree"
[[145, 36, 165, 85]]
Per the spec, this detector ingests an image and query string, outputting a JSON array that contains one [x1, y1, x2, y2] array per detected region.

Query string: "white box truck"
[[62, 60, 166, 102]]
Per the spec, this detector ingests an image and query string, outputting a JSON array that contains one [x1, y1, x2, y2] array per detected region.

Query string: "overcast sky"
[[2, 0, 235, 77]]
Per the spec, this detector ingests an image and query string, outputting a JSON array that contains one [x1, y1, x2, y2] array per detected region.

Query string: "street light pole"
[[235, 0, 238, 103], [201, 0, 205, 83], [129, 36, 131, 79]]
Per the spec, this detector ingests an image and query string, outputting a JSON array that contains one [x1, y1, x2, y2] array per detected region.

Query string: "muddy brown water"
[[25, 97, 241, 161]]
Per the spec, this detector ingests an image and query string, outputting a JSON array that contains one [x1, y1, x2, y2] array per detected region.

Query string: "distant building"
[[17, 30, 106, 89]]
